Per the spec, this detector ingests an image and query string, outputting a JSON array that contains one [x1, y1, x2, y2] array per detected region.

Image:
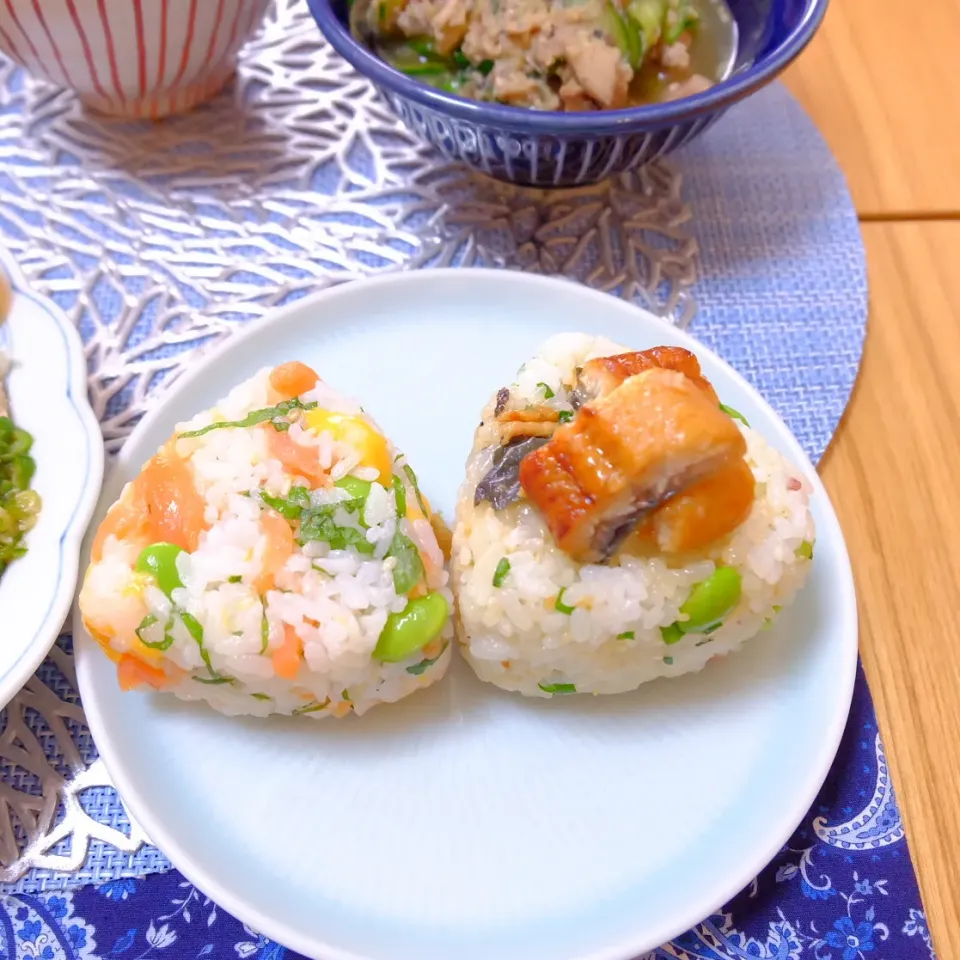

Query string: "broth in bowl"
[[350, 0, 737, 111]]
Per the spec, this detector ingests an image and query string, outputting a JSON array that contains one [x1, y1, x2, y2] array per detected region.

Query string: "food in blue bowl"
[[307, 0, 828, 186]]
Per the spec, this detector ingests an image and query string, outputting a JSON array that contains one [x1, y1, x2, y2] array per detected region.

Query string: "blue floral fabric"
[[0, 665, 935, 960]]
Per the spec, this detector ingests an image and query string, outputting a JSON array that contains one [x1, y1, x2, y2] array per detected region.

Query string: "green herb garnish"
[[262, 486, 310, 520], [392, 474, 407, 516], [260, 603, 270, 654], [298, 506, 374, 554], [719, 403, 749, 427], [135, 613, 174, 650], [492, 557, 511, 588], [227, 575, 243, 584], [537, 382, 555, 399], [403, 464, 427, 514], [478, 59, 494, 75], [557, 410, 574, 423], [386, 529, 424, 594], [178, 398, 318, 439], [616, 631, 635, 640], [407, 647, 445, 675], [796, 540, 814, 560], [342, 689, 351, 701], [292, 699, 331, 715], [178, 609, 225, 680], [554, 588, 575, 614], [663, 656, 674, 665], [251, 692, 271, 701], [193, 675, 236, 685], [538, 682, 576, 694]]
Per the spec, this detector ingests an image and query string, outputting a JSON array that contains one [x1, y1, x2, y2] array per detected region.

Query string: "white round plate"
[[0, 249, 103, 709], [74, 270, 857, 960]]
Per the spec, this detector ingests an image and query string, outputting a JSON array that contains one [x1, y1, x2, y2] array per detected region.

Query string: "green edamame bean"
[[374, 591, 449, 662], [135, 542, 185, 598], [660, 623, 684, 645], [678, 566, 742, 634]]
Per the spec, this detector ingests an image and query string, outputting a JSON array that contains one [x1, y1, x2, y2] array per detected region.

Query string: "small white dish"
[[74, 269, 857, 960], [0, 249, 103, 709]]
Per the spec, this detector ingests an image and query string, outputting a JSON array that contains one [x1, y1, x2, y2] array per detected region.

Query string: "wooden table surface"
[[783, 3, 960, 955]]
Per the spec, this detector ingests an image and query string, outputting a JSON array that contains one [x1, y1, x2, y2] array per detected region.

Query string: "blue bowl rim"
[[306, 0, 830, 135]]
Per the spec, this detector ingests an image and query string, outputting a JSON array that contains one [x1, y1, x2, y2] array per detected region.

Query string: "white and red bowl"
[[0, 0, 271, 118]]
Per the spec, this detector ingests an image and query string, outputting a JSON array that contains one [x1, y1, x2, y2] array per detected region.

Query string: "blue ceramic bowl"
[[307, 0, 828, 187]]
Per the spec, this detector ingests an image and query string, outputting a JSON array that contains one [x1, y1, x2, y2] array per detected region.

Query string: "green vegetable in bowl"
[[0, 415, 40, 578]]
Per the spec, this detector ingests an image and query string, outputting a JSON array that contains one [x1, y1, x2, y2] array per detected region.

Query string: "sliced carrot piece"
[[117, 654, 172, 691], [266, 428, 329, 485], [269, 361, 319, 400], [254, 509, 295, 594], [272, 623, 303, 680]]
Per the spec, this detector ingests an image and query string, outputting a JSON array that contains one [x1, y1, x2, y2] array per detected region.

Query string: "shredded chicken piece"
[[566, 40, 630, 109], [664, 73, 712, 100]]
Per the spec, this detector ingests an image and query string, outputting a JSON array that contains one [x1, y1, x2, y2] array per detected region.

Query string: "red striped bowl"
[[0, 0, 271, 118]]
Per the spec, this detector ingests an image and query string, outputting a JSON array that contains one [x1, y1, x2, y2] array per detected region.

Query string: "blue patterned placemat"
[[0, 667, 934, 960]]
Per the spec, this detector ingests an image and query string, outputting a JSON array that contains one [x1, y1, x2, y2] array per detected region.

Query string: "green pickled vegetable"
[[135, 542, 185, 598], [796, 540, 814, 560], [538, 682, 577, 695], [374, 591, 449, 662], [0, 416, 39, 577], [678, 566, 742, 634], [493, 557, 511, 588]]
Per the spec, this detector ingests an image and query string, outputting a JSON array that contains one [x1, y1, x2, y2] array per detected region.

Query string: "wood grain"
[[819, 222, 960, 959], [783, 0, 960, 217]]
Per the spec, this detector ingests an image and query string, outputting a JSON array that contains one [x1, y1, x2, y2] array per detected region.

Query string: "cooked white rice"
[[451, 334, 815, 697], [80, 365, 454, 718]]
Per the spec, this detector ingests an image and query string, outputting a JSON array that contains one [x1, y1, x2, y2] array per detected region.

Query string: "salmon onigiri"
[[78, 362, 454, 718], [451, 334, 816, 697]]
